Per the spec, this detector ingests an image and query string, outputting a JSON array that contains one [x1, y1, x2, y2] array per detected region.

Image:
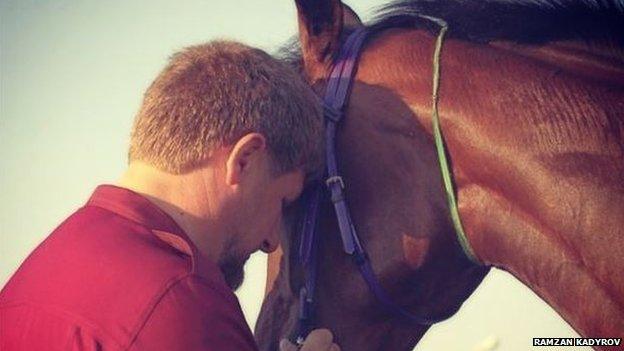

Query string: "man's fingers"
[[279, 339, 299, 351], [300, 329, 333, 350]]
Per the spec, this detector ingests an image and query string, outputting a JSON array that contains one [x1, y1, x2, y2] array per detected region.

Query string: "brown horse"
[[255, 0, 624, 350]]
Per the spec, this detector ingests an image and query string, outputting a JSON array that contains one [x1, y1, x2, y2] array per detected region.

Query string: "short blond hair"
[[129, 41, 323, 175]]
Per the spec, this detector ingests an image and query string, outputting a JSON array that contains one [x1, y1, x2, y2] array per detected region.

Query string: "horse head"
[[255, 1, 488, 349]]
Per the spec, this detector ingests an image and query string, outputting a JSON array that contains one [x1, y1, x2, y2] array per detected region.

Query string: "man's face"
[[217, 148, 305, 290]]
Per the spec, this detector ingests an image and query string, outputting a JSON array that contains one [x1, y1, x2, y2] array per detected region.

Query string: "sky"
[[0, 1, 588, 350]]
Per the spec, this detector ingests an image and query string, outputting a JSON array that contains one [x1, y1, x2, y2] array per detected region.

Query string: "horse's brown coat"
[[256, 1, 624, 350]]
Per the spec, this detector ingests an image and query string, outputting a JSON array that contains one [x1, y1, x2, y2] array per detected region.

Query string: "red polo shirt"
[[0, 185, 258, 351]]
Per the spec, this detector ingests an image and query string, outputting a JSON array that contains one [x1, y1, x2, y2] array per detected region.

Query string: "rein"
[[428, 17, 479, 264], [292, 17, 479, 345]]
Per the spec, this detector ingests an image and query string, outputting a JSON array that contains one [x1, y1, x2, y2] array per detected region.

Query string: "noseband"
[[293, 19, 478, 344]]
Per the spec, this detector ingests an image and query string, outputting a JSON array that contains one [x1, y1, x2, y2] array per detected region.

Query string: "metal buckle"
[[325, 175, 345, 189]]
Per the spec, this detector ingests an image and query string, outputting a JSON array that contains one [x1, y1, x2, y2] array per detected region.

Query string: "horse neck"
[[360, 28, 624, 339]]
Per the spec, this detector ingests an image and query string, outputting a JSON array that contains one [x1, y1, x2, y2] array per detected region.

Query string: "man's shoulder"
[[3, 204, 195, 297], [0, 205, 198, 347]]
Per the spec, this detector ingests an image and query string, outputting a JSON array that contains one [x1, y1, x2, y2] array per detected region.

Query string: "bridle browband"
[[292, 18, 479, 345]]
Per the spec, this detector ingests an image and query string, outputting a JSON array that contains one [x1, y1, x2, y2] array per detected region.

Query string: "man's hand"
[[279, 329, 340, 351]]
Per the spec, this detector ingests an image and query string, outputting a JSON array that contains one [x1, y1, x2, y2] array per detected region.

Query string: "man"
[[0, 41, 338, 351]]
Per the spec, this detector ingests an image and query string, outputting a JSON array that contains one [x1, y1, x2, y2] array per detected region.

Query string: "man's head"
[[126, 41, 323, 289]]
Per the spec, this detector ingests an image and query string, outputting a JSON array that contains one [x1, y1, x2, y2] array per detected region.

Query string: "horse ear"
[[342, 4, 363, 29], [294, 0, 362, 82]]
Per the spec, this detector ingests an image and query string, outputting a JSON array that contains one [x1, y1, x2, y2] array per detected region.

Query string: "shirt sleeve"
[[128, 275, 259, 351]]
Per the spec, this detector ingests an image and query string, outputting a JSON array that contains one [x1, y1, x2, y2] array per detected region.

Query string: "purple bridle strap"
[[293, 27, 453, 344]]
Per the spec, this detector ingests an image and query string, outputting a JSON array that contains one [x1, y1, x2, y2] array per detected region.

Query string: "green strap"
[[424, 16, 480, 264]]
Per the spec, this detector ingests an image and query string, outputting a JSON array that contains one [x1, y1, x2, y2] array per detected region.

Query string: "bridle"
[[292, 19, 479, 345]]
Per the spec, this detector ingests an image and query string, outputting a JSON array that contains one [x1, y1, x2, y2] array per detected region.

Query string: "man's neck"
[[117, 161, 224, 263]]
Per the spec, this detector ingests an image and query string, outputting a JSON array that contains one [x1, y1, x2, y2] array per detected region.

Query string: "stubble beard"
[[217, 238, 247, 290]]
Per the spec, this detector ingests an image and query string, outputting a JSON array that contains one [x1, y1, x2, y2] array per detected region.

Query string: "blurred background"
[[0, 1, 588, 350]]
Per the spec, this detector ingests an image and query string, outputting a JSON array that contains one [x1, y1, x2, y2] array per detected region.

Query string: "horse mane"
[[277, 0, 624, 69], [372, 0, 624, 45]]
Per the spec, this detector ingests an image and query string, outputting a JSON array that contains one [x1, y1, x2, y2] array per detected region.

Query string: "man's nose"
[[261, 218, 283, 253], [261, 239, 278, 253]]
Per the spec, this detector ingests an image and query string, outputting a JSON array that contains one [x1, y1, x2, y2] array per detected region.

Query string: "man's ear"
[[225, 133, 267, 186]]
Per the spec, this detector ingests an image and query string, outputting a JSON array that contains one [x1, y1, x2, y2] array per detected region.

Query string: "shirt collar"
[[87, 184, 187, 238], [85, 185, 228, 288]]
